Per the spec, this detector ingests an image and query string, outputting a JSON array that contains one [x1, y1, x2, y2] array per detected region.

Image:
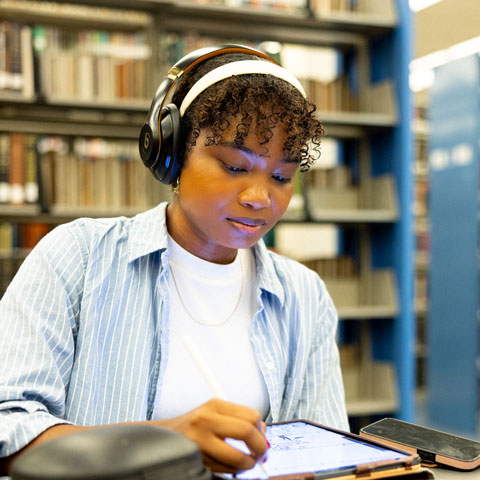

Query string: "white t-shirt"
[[153, 235, 270, 420]]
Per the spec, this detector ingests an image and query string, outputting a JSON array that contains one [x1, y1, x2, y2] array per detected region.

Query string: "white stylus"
[[182, 335, 228, 401], [182, 335, 270, 478]]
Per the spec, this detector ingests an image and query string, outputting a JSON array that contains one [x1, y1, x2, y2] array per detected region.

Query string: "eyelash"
[[273, 175, 292, 184], [222, 162, 291, 184], [224, 164, 245, 174]]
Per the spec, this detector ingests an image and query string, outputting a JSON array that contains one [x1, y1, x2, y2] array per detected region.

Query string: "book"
[[24, 134, 39, 204], [33, 25, 152, 104], [7, 23, 23, 92], [0, 133, 11, 203], [274, 223, 340, 261], [20, 25, 34, 98], [9, 133, 25, 205], [17, 222, 50, 249]]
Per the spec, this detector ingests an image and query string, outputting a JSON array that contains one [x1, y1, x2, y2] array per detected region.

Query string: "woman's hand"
[[155, 398, 268, 473]]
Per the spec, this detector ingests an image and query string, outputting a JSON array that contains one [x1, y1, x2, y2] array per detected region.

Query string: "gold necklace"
[[169, 252, 245, 327]]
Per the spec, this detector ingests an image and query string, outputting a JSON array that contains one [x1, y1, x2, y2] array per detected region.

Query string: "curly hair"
[[172, 52, 324, 172]]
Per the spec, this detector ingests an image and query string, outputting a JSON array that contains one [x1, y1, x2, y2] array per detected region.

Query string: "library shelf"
[[158, 1, 397, 36], [0, 205, 41, 218], [318, 111, 397, 128], [0, 0, 152, 30], [306, 175, 399, 223], [345, 360, 399, 417], [0, 119, 141, 140], [327, 269, 399, 320]]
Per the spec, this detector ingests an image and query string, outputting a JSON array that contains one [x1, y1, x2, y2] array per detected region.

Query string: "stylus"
[[182, 335, 228, 400], [182, 335, 271, 478]]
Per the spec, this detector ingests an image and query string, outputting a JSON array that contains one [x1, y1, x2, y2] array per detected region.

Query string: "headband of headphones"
[[179, 59, 306, 116], [139, 44, 306, 185]]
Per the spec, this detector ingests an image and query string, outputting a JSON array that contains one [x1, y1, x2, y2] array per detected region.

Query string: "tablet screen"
[[223, 421, 411, 479]]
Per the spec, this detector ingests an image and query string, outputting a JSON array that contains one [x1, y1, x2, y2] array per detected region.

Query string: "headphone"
[[138, 44, 306, 185]]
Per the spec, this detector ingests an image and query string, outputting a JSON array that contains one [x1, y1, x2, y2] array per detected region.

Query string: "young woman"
[[0, 45, 348, 476]]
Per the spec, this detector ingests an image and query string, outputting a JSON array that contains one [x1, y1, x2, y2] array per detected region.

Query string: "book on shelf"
[[37, 136, 170, 215], [0, 220, 51, 298], [274, 223, 340, 262], [0, 254, 24, 298], [24, 134, 38, 204], [0, 133, 39, 207], [183, 0, 307, 13], [162, 35, 371, 114], [32, 25, 152, 105], [365, 80, 397, 117], [0, 0, 151, 25], [9, 133, 25, 205], [0, 22, 34, 99], [0, 220, 14, 253], [0, 221, 50, 251], [303, 255, 357, 279], [0, 133, 10, 204], [311, 0, 396, 20]]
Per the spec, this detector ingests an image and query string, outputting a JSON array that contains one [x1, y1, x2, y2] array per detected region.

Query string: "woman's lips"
[[227, 217, 266, 233]]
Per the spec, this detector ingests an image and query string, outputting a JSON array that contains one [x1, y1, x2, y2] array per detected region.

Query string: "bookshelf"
[[0, 0, 414, 430], [426, 54, 480, 436]]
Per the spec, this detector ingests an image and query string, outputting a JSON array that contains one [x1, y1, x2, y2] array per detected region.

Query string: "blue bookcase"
[[368, 0, 415, 423], [427, 54, 480, 435]]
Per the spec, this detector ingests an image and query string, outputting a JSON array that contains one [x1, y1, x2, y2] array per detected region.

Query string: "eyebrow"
[[216, 140, 298, 164]]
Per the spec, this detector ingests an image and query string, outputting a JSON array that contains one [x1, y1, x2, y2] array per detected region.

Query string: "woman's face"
[[167, 123, 298, 263]]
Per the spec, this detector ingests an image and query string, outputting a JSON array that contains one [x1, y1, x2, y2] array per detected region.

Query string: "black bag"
[[11, 424, 212, 480]]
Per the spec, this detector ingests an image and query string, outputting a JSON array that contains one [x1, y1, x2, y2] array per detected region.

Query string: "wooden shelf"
[[159, 1, 396, 40], [0, 92, 36, 103], [338, 305, 398, 320], [0, 0, 152, 30], [347, 398, 398, 417], [50, 206, 148, 219], [0, 247, 31, 260], [57, 0, 398, 33], [0, 205, 41, 219], [0, 119, 141, 139], [0, 99, 147, 138], [0, 205, 150, 223], [319, 111, 398, 129], [44, 98, 151, 111]]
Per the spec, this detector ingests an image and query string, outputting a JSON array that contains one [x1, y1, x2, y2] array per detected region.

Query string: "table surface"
[[429, 467, 480, 479]]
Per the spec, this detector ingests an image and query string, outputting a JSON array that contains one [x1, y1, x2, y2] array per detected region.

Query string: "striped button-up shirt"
[[0, 202, 348, 457]]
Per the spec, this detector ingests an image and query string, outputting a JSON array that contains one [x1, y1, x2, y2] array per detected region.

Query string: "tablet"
[[216, 420, 425, 480]]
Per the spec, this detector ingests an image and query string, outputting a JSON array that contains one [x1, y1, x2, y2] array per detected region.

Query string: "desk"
[[430, 467, 480, 479]]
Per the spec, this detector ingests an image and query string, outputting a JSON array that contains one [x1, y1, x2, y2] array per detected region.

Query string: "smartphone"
[[215, 420, 422, 480], [360, 418, 480, 470]]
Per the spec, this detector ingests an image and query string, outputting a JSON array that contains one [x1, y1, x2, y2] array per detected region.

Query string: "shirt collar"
[[127, 202, 169, 263], [127, 201, 286, 303], [252, 240, 285, 305]]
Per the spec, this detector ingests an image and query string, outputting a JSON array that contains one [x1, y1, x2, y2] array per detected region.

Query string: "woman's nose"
[[238, 183, 271, 209]]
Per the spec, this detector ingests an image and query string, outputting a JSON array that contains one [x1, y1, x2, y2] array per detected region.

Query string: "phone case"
[[360, 418, 480, 471]]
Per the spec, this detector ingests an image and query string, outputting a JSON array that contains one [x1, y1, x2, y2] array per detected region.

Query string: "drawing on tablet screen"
[[225, 421, 409, 480]]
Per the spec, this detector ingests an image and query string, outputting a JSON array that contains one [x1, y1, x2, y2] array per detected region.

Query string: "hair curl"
[[172, 52, 324, 172]]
